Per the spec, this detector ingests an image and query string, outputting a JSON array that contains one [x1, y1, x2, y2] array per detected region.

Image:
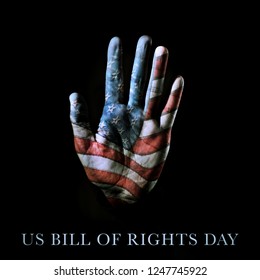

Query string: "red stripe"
[[74, 137, 164, 180], [145, 96, 161, 120], [74, 137, 90, 153], [153, 53, 168, 79], [133, 128, 171, 155], [74, 138, 122, 161], [85, 168, 142, 198], [162, 90, 182, 114], [125, 157, 164, 181]]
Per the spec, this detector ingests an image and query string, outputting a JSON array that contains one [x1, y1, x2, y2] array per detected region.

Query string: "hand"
[[69, 35, 184, 207]]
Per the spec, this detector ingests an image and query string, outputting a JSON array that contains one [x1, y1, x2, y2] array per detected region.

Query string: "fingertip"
[[108, 36, 121, 50], [177, 75, 184, 86], [155, 46, 168, 57], [69, 92, 87, 107], [69, 92, 79, 102], [138, 35, 152, 46], [171, 76, 184, 92]]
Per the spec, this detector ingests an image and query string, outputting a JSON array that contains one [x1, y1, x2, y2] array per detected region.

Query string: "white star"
[[71, 100, 80, 113], [117, 82, 124, 93], [131, 117, 138, 126], [105, 93, 111, 101], [111, 70, 120, 80], [99, 121, 106, 129], [118, 127, 125, 134], [107, 104, 116, 113], [127, 106, 134, 113], [122, 138, 129, 146], [112, 116, 120, 125], [129, 82, 139, 94], [107, 60, 114, 69], [71, 100, 78, 107]]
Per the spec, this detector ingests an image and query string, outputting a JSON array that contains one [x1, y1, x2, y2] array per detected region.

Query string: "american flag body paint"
[[69, 36, 184, 206]]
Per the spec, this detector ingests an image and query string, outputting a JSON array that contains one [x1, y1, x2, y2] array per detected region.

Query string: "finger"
[[160, 76, 184, 129], [69, 92, 94, 141], [128, 35, 152, 107], [105, 37, 124, 104], [144, 46, 168, 120]]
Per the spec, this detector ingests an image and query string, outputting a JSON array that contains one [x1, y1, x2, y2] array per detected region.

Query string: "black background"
[[1, 3, 258, 260]]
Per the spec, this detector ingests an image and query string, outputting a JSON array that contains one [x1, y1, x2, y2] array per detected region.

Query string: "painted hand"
[[69, 35, 184, 207]]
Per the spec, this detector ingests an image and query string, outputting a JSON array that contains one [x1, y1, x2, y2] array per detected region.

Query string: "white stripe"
[[139, 112, 177, 137], [78, 154, 148, 188], [96, 134, 121, 150], [171, 76, 184, 92], [160, 111, 177, 130], [95, 134, 169, 168], [150, 78, 164, 98], [124, 147, 169, 168], [72, 123, 94, 140], [139, 119, 160, 137]]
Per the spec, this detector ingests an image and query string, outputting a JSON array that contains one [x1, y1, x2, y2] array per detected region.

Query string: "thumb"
[[69, 92, 94, 141]]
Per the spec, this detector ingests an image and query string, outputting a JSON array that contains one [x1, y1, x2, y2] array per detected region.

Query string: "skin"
[[69, 35, 184, 207]]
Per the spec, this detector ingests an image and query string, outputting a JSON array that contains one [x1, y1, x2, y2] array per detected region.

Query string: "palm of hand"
[[69, 35, 183, 206]]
